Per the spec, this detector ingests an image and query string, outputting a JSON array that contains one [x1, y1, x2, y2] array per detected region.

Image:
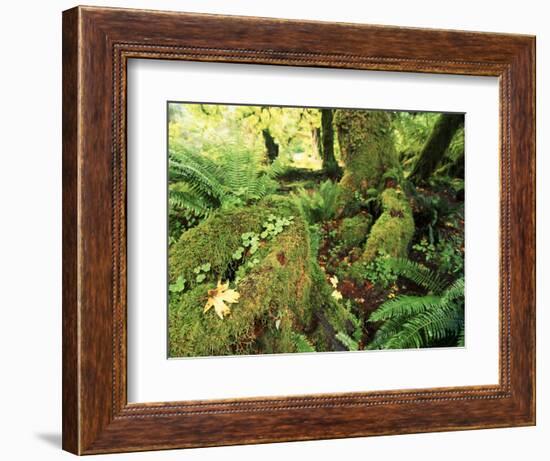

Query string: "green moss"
[[168, 195, 375, 357], [168, 197, 313, 357], [307, 263, 361, 351], [334, 110, 398, 205], [169, 197, 299, 287], [339, 214, 372, 250], [362, 188, 414, 262]]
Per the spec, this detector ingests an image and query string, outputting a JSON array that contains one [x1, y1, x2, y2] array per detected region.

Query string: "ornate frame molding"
[[63, 6, 535, 454]]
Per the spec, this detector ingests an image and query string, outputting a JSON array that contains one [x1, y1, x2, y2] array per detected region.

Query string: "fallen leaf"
[[331, 289, 343, 301], [329, 275, 339, 288], [204, 280, 240, 319]]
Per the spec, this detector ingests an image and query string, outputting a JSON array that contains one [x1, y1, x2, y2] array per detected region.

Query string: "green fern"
[[292, 333, 316, 353], [335, 331, 359, 351], [169, 150, 224, 211], [168, 145, 276, 215], [222, 148, 276, 202], [293, 180, 341, 224], [388, 258, 447, 293], [168, 186, 215, 217], [368, 260, 464, 350]]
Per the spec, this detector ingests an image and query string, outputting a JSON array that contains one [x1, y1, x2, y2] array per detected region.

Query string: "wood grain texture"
[[62, 5, 536, 455], [62, 7, 80, 454]]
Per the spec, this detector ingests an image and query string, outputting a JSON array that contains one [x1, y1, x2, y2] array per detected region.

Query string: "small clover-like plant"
[[261, 215, 294, 240], [169, 275, 186, 293], [246, 257, 260, 269], [230, 216, 294, 286], [240, 231, 261, 255], [232, 247, 245, 260], [241, 232, 260, 252], [193, 262, 211, 283]]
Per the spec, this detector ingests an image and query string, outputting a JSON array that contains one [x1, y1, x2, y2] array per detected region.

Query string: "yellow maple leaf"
[[204, 280, 240, 319]]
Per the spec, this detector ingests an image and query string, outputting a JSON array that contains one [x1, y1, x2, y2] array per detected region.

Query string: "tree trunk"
[[334, 109, 398, 199], [262, 128, 279, 163], [334, 109, 414, 268], [320, 109, 341, 179], [312, 127, 321, 156], [409, 113, 464, 183]]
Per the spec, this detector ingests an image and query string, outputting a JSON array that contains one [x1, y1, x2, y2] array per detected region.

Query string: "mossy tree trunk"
[[262, 128, 279, 163], [334, 109, 398, 199], [409, 113, 464, 183], [447, 151, 465, 179], [312, 127, 321, 157], [334, 109, 415, 266], [320, 109, 342, 179]]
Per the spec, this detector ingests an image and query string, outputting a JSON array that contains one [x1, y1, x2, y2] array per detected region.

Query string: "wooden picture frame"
[[62, 5, 536, 455]]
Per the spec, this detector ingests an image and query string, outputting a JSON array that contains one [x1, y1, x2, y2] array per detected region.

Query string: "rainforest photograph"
[[167, 102, 465, 358]]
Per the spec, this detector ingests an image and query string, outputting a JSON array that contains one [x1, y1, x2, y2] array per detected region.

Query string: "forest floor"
[[280, 172, 464, 350]]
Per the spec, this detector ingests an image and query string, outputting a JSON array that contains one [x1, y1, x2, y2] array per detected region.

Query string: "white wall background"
[[0, 0, 546, 459]]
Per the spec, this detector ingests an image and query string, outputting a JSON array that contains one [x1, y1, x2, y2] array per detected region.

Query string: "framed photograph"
[[62, 6, 535, 455]]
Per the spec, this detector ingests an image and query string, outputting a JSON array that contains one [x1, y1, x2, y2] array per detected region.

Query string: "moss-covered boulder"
[[168, 197, 313, 357], [362, 188, 414, 262], [339, 214, 373, 251]]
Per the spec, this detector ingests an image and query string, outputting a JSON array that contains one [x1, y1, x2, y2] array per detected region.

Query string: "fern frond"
[[168, 188, 213, 216], [221, 149, 256, 190], [442, 277, 465, 302], [335, 332, 359, 351], [169, 148, 221, 181], [369, 294, 442, 322], [367, 315, 410, 349], [212, 145, 276, 203], [382, 301, 460, 349], [169, 156, 225, 205], [457, 325, 465, 347], [292, 333, 316, 353], [318, 180, 341, 217], [293, 180, 341, 223], [267, 158, 290, 179], [368, 262, 465, 350], [388, 258, 447, 293]]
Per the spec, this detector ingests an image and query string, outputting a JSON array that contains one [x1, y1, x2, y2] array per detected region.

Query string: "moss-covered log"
[[334, 109, 398, 203], [168, 197, 313, 357], [409, 113, 464, 182]]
